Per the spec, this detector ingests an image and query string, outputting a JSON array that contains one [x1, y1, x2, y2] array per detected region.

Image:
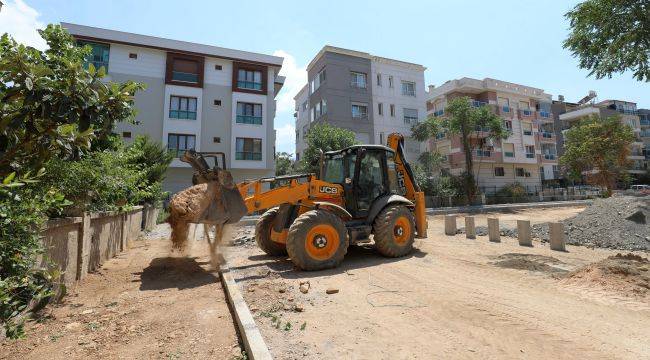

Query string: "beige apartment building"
[[557, 99, 647, 177], [426, 78, 558, 193]]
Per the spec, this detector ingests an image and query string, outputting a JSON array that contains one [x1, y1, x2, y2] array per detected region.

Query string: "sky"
[[2, 0, 648, 155]]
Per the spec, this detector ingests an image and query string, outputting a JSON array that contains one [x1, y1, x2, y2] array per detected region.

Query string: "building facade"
[[294, 46, 426, 161], [426, 77, 558, 192], [638, 109, 650, 172], [557, 99, 647, 176], [63, 23, 284, 193]]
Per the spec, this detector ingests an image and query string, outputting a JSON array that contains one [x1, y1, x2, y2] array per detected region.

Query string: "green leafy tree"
[[564, 0, 650, 81], [0, 24, 145, 177], [411, 96, 508, 201], [275, 152, 294, 176], [124, 136, 173, 204], [299, 123, 357, 173], [560, 115, 634, 195]]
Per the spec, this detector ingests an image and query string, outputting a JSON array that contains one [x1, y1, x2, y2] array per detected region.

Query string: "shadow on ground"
[[231, 244, 428, 281], [135, 257, 219, 291]]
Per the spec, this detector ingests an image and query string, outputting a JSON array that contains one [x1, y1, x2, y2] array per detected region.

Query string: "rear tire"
[[373, 205, 415, 257], [286, 210, 348, 271], [255, 207, 287, 256]]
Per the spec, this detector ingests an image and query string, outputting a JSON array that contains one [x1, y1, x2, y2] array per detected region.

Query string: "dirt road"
[[1, 225, 243, 360], [228, 206, 650, 359]]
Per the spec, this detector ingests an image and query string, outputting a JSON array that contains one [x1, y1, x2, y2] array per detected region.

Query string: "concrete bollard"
[[444, 215, 457, 235], [480, 193, 486, 205], [465, 216, 476, 239], [487, 217, 500, 242], [517, 220, 532, 246], [549, 222, 566, 251]]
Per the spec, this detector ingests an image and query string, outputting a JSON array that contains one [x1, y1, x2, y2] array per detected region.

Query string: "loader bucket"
[[198, 169, 247, 225]]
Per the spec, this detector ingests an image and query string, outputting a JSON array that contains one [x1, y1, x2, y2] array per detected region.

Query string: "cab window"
[[386, 151, 405, 195]]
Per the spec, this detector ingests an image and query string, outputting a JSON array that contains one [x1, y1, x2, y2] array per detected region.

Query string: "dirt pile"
[[562, 253, 650, 299], [491, 253, 568, 274], [167, 182, 218, 250]]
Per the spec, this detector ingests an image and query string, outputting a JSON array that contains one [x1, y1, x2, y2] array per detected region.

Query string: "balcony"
[[470, 100, 488, 108], [543, 154, 556, 160], [536, 111, 552, 120], [519, 109, 534, 118], [525, 153, 535, 159], [497, 106, 514, 118], [433, 109, 445, 117], [641, 119, 650, 126], [617, 108, 638, 115], [475, 149, 492, 158], [537, 131, 555, 142]]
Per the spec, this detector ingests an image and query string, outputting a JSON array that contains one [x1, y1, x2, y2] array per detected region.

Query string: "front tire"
[[255, 207, 287, 256], [373, 205, 415, 257], [286, 210, 348, 271]]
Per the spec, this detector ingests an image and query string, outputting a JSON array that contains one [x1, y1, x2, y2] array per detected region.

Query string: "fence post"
[[77, 212, 92, 280], [481, 193, 486, 205], [549, 222, 566, 251], [465, 216, 476, 239], [562, 189, 568, 201], [444, 215, 457, 235], [448, 196, 453, 207], [539, 191, 544, 202], [487, 218, 500, 242], [517, 220, 532, 246]]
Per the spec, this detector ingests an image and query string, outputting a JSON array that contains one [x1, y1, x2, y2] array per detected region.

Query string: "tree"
[[564, 0, 650, 82], [275, 152, 294, 176], [0, 25, 145, 177], [411, 96, 508, 201], [560, 115, 634, 195], [299, 123, 357, 173]]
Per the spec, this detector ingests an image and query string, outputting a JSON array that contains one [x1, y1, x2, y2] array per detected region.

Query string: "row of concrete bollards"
[[444, 215, 566, 251]]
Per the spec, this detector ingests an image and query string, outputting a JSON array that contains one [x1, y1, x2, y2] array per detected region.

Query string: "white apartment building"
[[295, 46, 426, 162], [63, 23, 284, 193]]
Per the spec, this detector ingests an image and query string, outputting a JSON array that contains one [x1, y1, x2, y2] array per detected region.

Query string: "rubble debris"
[[326, 288, 339, 295], [299, 281, 310, 294]]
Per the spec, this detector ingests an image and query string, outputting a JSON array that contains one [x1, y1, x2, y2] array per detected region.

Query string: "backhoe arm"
[[386, 133, 428, 237]]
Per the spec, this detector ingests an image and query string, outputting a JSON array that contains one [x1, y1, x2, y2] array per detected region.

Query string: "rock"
[[287, 297, 294, 302], [278, 287, 286, 293], [294, 303, 304, 312], [626, 210, 646, 224], [283, 304, 291, 311], [299, 284, 309, 294], [326, 288, 339, 295], [81, 309, 94, 315], [65, 322, 81, 330]]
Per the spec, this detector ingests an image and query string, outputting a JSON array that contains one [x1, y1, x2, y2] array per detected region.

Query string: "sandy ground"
[[0, 225, 243, 360], [227, 206, 650, 360]]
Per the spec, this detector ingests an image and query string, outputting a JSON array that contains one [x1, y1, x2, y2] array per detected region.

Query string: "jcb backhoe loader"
[[180, 133, 428, 270]]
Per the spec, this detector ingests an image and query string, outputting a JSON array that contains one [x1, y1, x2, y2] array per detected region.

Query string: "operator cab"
[[321, 145, 405, 218]]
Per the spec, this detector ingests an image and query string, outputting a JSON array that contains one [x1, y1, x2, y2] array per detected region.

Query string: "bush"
[[494, 183, 528, 201], [0, 176, 68, 338]]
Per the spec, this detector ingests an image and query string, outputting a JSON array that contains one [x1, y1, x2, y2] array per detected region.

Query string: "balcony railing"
[[173, 71, 199, 83], [237, 80, 262, 90], [474, 125, 491, 133], [523, 130, 533, 136], [617, 108, 638, 115], [501, 106, 511, 113], [471, 100, 488, 107], [521, 109, 533, 117], [541, 131, 554, 138], [504, 151, 515, 158], [433, 109, 445, 117], [526, 153, 535, 159], [544, 154, 556, 160], [476, 149, 491, 157], [538, 111, 551, 119]]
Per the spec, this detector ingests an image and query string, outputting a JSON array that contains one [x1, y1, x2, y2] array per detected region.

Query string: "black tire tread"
[[286, 210, 348, 271], [373, 205, 415, 257], [255, 207, 287, 256]]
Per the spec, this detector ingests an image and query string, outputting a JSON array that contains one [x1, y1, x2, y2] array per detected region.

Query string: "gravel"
[[458, 195, 650, 251]]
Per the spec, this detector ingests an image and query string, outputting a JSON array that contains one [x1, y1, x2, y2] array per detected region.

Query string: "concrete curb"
[[219, 263, 273, 360], [425, 200, 592, 215]]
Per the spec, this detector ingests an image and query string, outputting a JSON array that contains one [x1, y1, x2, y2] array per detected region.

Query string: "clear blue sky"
[[3, 0, 649, 154]]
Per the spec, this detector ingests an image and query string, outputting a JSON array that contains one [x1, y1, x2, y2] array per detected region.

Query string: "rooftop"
[[307, 45, 426, 72], [61, 22, 284, 67], [428, 77, 552, 101]]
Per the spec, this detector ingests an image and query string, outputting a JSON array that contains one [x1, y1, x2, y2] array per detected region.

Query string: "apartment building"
[[294, 46, 426, 161], [426, 77, 558, 192], [638, 109, 650, 171], [63, 23, 284, 193], [557, 99, 647, 176]]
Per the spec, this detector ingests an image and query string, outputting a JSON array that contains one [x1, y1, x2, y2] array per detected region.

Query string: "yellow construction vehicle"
[[181, 132, 427, 270]]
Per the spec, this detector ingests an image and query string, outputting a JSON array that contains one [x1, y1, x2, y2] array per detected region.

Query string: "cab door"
[[353, 149, 388, 217]]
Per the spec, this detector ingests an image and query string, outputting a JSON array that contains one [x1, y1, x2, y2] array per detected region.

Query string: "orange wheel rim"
[[393, 216, 411, 245], [304, 224, 340, 261]]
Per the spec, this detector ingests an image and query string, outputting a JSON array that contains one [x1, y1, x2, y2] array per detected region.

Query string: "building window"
[[351, 104, 368, 119], [494, 167, 505, 177], [311, 99, 327, 120], [401, 81, 416, 96], [379, 132, 385, 145], [503, 143, 515, 158], [237, 68, 263, 90], [215, 64, 222, 70], [388, 75, 394, 88], [236, 102, 263, 125], [167, 133, 196, 157], [303, 125, 309, 138], [236, 138, 262, 160], [378, 103, 383, 116], [129, 53, 137, 59], [377, 73, 382, 86], [171, 58, 200, 83], [515, 167, 525, 177], [169, 96, 197, 120], [498, 97, 510, 112], [79, 41, 110, 72], [390, 104, 395, 117], [403, 108, 418, 124], [214, 99, 222, 106], [310, 68, 326, 93], [522, 122, 533, 135], [350, 72, 367, 89], [213, 137, 221, 143], [504, 120, 513, 132], [525, 145, 535, 159], [122, 131, 132, 138]]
